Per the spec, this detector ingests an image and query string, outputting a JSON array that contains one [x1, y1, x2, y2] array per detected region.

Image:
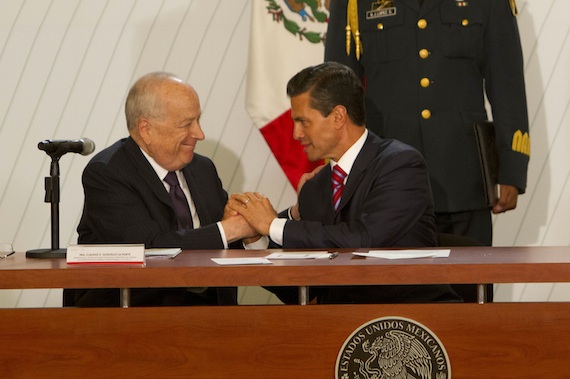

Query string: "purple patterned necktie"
[[331, 165, 347, 211], [164, 171, 193, 230]]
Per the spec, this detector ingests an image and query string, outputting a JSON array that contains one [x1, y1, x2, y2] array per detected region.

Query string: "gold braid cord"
[[509, 0, 518, 17], [346, 0, 362, 60]]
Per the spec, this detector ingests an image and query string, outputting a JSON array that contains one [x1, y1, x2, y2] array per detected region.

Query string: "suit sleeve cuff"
[[216, 221, 229, 249]]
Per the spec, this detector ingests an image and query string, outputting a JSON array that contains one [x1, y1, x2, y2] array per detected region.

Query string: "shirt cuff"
[[269, 218, 287, 246], [287, 206, 295, 220], [244, 236, 269, 250], [216, 221, 229, 249]]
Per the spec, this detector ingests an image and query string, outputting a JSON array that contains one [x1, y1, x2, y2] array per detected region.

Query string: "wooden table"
[[1, 246, 570, 378]]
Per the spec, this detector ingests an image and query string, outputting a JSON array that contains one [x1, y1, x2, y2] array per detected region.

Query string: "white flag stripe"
[[246, 0, 328, 128]]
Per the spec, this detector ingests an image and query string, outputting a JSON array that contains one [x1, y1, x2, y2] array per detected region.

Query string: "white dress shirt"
[[269, 129, 368, 246]]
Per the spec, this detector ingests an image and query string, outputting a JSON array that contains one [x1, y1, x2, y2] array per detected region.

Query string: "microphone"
[[38, 138, 96, 157]]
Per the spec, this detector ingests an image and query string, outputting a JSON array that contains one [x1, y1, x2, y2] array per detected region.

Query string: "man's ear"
[[332, 105, 348, 129], [137, 118, 152, 145]]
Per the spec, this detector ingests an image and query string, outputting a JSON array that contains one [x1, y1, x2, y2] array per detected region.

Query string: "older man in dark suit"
[[66, 72, 256, 307], [229, 62, 460, 304]]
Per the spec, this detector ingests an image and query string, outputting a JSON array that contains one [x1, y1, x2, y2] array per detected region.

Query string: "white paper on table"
[[353, 249, 451, 260], [265, 251, 332, 260], [145, 248, 181, 259], [211, 258, 273, 265]]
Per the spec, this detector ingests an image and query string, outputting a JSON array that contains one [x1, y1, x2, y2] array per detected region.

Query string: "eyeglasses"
[[0, 243, 15, 259]]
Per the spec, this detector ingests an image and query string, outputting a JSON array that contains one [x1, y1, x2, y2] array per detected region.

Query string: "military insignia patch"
[[512, 130, 530, 156], [336, 316, 451, 379], [367, 0, 397, 19], [372, 0, 394, 9]]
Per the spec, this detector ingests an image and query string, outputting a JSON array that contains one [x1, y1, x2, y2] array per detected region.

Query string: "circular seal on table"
[[336, 316, 451, 379]]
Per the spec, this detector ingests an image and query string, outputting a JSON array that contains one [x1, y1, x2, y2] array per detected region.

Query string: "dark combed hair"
[[286, 61, 366, 126]]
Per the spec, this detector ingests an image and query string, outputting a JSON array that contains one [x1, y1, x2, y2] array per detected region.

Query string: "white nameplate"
[[67, 244, 145, 265]]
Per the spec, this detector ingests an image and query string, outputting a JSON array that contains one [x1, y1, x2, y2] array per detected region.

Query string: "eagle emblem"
[[356, 330, 432, 379], [264, 0, 330, 44], [336, 317, 451, 379]]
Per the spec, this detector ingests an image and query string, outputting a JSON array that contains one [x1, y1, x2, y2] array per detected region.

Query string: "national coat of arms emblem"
[[336, 316, 451, 379], [264, 0, 329, 44]]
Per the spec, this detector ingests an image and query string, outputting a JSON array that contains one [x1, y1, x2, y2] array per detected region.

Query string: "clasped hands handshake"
[[225, 192, 276, 243], [221, 164, 325, 244]]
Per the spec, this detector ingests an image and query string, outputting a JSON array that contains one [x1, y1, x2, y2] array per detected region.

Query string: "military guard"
[[325, 0, 530, 248]]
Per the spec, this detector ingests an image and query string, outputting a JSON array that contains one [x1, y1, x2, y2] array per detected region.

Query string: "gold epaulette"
[[346, 0, 363, 60]]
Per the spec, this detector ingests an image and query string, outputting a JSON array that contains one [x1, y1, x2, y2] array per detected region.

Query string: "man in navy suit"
[[66, 72, 256, 307], [229, 62, 459, 304]]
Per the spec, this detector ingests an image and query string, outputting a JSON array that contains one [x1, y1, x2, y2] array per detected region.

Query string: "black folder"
[[473, 121, 499, 208]]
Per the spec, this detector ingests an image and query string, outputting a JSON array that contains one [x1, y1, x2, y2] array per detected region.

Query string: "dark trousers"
[[435, 209, 492, 246], [436, 209, 493, 302]]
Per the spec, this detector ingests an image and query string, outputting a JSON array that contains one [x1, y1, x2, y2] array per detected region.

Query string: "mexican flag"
[[246, 0, 328, 189]]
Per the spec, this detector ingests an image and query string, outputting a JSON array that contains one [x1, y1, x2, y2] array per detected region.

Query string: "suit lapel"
[[306, 166, 336, 224], [336, 133, 378, 214], [124, 137, 172, 208]]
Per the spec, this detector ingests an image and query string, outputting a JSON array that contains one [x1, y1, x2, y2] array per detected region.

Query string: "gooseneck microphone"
[[38, 138, 96, 157]]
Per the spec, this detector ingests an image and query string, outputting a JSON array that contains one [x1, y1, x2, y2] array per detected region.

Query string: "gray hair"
[[125, 71, 181, 131]]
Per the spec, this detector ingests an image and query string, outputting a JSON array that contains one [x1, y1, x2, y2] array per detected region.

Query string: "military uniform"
[[325, 0, 530, 245]]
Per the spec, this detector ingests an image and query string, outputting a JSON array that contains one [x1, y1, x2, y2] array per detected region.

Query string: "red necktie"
[[331, 165, 347, 211], [164, 171, 193, 230]]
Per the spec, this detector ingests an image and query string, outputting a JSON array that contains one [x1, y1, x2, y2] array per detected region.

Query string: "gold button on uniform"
[[377, 23, 384, 30], [419, 49, 429, 59], [417, 19, 427, 29], [462, 19, 469, 26], [421, 109, 432, 119], [420, 78, 430, 87]]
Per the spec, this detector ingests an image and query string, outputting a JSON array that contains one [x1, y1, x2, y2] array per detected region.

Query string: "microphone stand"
[[26, 155, 67, 259]]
